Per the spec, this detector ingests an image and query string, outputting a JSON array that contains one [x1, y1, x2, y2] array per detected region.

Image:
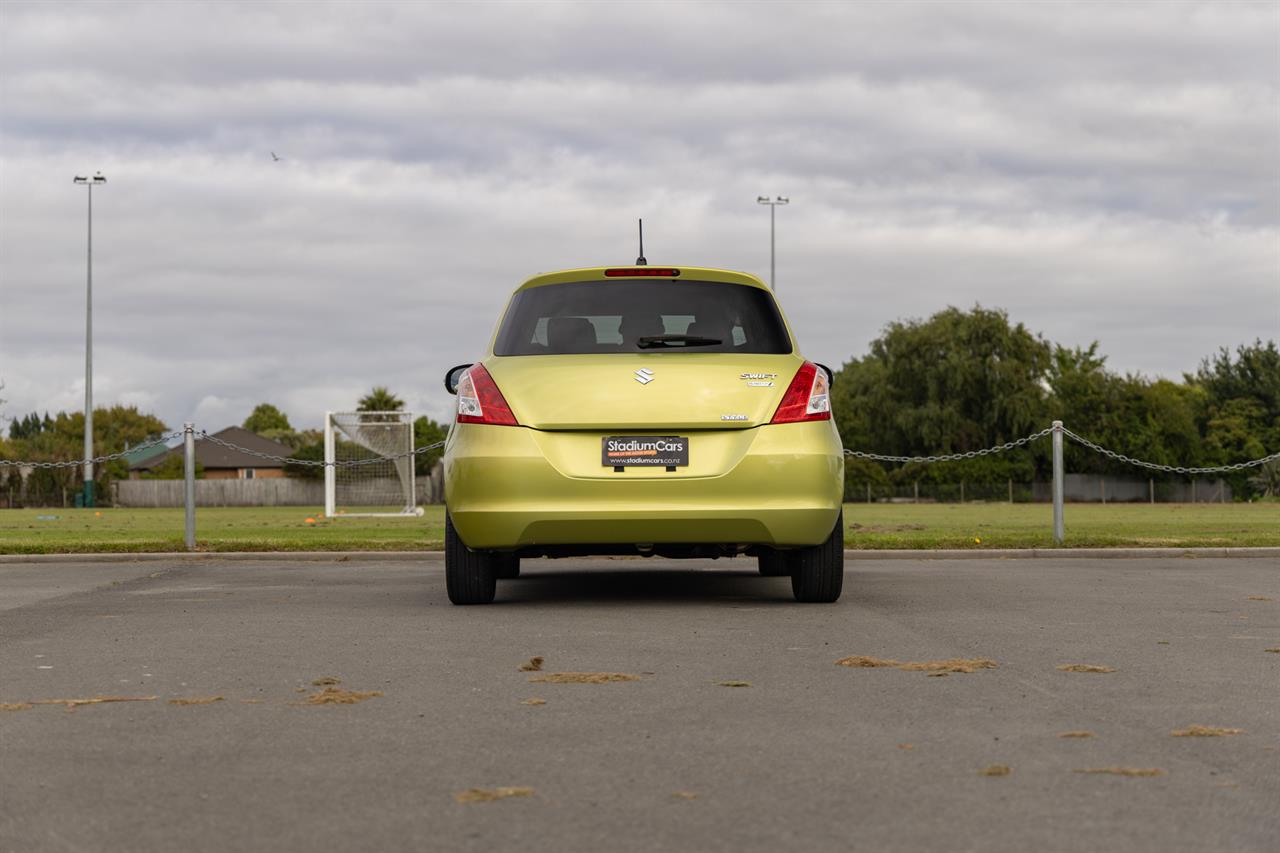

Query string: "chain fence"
[[843, 426, 1056, 465], [0, 431, 185, 470], [843, 425, 1280, 475], [1059, 427, 1280, 475], [2, 422, 1276, 479], [2, 422, 1277, 549], [5, 420, 1274, 479], [198, 431, 447, 468]]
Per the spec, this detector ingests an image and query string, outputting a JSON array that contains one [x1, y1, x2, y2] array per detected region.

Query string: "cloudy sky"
[[1, 0, 1277, 433]]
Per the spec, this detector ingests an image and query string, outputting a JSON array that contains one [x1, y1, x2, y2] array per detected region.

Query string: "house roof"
[[130, 426, 294, 470], [122, 441, 172, 468]]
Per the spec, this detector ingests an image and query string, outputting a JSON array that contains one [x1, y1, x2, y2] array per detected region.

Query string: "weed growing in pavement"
[[528, 672, 640, 684], [30, 695, 157, 709], [1170, 725, 1244, 737], [454, 787, 535, 804], [298, 687, 382, 705], [835, 656, 997, 674]]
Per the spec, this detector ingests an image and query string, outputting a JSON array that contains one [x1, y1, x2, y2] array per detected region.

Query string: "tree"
[[1192, 340, 1280, 458], [142, 453, 203, 480], [1248, 460, 1280, 499], [1191, 340, 1280, 417], [357, 386, 405, 412], [284, 441, 325, 479], [257, 427, 319, 453], [832, 305, 1051, 484], [1190, 340, 1280, 497], [413, 416, 447, 475], [243, 403, 292, 435], [0, 404, 169, 504], [52, 406, 171, 495]]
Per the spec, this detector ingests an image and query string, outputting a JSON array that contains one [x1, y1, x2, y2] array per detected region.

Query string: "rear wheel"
[[757, 549, 791, 577], [790, 511, 844, 603], [445, 512, 498, 605]]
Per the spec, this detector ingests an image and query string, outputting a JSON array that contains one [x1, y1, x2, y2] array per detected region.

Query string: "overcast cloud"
[[1, 0, 1277, 433]]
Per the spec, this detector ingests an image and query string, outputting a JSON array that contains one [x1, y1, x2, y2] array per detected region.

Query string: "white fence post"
[[323, 411, 335, 518], [183, 423, 196, 550], [1052, 420, 1064, 544]]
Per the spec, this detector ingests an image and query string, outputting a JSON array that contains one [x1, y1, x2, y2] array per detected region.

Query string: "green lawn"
[[1, 503, 1277, 554], [842, 502, 1280, 549], [0, 507, 447, 554]]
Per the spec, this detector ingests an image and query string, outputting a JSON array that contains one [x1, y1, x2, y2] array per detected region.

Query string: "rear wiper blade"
[[636, 334, 722, 349]]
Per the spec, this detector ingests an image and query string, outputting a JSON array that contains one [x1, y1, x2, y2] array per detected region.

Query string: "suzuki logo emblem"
[[634, 368, 655, 385]]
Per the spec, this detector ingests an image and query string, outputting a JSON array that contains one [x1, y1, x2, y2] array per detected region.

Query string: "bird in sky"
[[271, 152, 281, 162]]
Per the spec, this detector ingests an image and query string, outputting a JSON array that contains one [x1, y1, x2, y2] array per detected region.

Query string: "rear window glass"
[[493, 280, 792, 356]]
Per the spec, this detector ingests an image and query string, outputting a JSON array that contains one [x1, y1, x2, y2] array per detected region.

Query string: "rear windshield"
[[493, 280, 792, 356]]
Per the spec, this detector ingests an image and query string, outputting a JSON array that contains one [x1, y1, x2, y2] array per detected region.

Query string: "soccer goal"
[[324, 411, 420, 518]]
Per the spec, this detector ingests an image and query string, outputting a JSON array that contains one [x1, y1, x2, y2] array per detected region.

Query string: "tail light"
[[770, 362, 831, 424], [457, 364, 519, 426]]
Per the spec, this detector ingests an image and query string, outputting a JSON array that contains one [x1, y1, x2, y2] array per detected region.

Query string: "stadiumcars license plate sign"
[[602, 436, 689, 467]]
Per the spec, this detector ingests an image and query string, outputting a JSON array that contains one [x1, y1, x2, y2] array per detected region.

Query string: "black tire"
[[790, 511, 844, 603], [757, 549, 792, 577], [445, 512, 498, 605], [494, 554, 521, 580]]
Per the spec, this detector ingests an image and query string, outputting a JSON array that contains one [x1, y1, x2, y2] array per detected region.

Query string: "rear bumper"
[[444, 421, 843, 549]]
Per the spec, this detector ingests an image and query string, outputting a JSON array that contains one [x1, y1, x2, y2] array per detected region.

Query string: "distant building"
[[121, 441, 171, 470], [128, 426, 292, 480]]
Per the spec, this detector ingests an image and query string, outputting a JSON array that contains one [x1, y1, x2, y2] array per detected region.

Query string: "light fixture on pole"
[[756, 195, 789, 290], [73, 172, 106, 508]]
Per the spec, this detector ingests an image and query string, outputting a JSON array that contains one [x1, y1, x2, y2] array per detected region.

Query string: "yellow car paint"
[[445, 265, 844, 552]]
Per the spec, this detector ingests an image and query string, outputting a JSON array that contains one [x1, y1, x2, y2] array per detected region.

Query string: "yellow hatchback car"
[[442, 265, 845, 604]]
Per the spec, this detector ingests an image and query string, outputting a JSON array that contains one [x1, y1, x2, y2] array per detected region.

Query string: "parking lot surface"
[[1, 556, 1277, 853]]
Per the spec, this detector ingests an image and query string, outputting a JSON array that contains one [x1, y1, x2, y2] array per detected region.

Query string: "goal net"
[[324, 411, 419, 517]]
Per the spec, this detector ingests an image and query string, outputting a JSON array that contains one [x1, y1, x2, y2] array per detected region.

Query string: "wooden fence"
[[113, 467, 444, 508]]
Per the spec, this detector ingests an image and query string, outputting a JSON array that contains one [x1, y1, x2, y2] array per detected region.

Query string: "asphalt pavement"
[[1, 556, 1277, 853]]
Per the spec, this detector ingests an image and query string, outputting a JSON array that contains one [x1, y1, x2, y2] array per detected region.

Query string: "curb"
[[0, 551, 447, 564], [843, 547, 1280, 560], [2, 547, 1278, 564]]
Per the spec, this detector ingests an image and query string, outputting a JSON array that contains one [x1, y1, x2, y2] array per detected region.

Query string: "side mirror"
[[444, 363, 474, 395], [815, 363, 835, 386]]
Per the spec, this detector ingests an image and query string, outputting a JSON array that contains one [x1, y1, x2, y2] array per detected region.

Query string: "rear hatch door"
[[486, 353, 803, 431]]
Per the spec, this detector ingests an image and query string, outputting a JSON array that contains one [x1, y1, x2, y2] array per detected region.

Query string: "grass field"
[[1, 503, 1277, 554]]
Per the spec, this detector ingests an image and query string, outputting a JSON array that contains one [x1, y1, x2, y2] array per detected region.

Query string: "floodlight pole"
[[74, 173, 106, 507], [756, 195, 789, 290]]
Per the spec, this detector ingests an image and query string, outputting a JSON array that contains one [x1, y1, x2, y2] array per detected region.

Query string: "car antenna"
[[635, 219, 647, 266]]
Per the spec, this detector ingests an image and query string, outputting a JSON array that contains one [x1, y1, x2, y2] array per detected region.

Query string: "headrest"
[[687, 318, 732, 343], [620, 313, 664, 343], [547, 317, 597, 352]]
